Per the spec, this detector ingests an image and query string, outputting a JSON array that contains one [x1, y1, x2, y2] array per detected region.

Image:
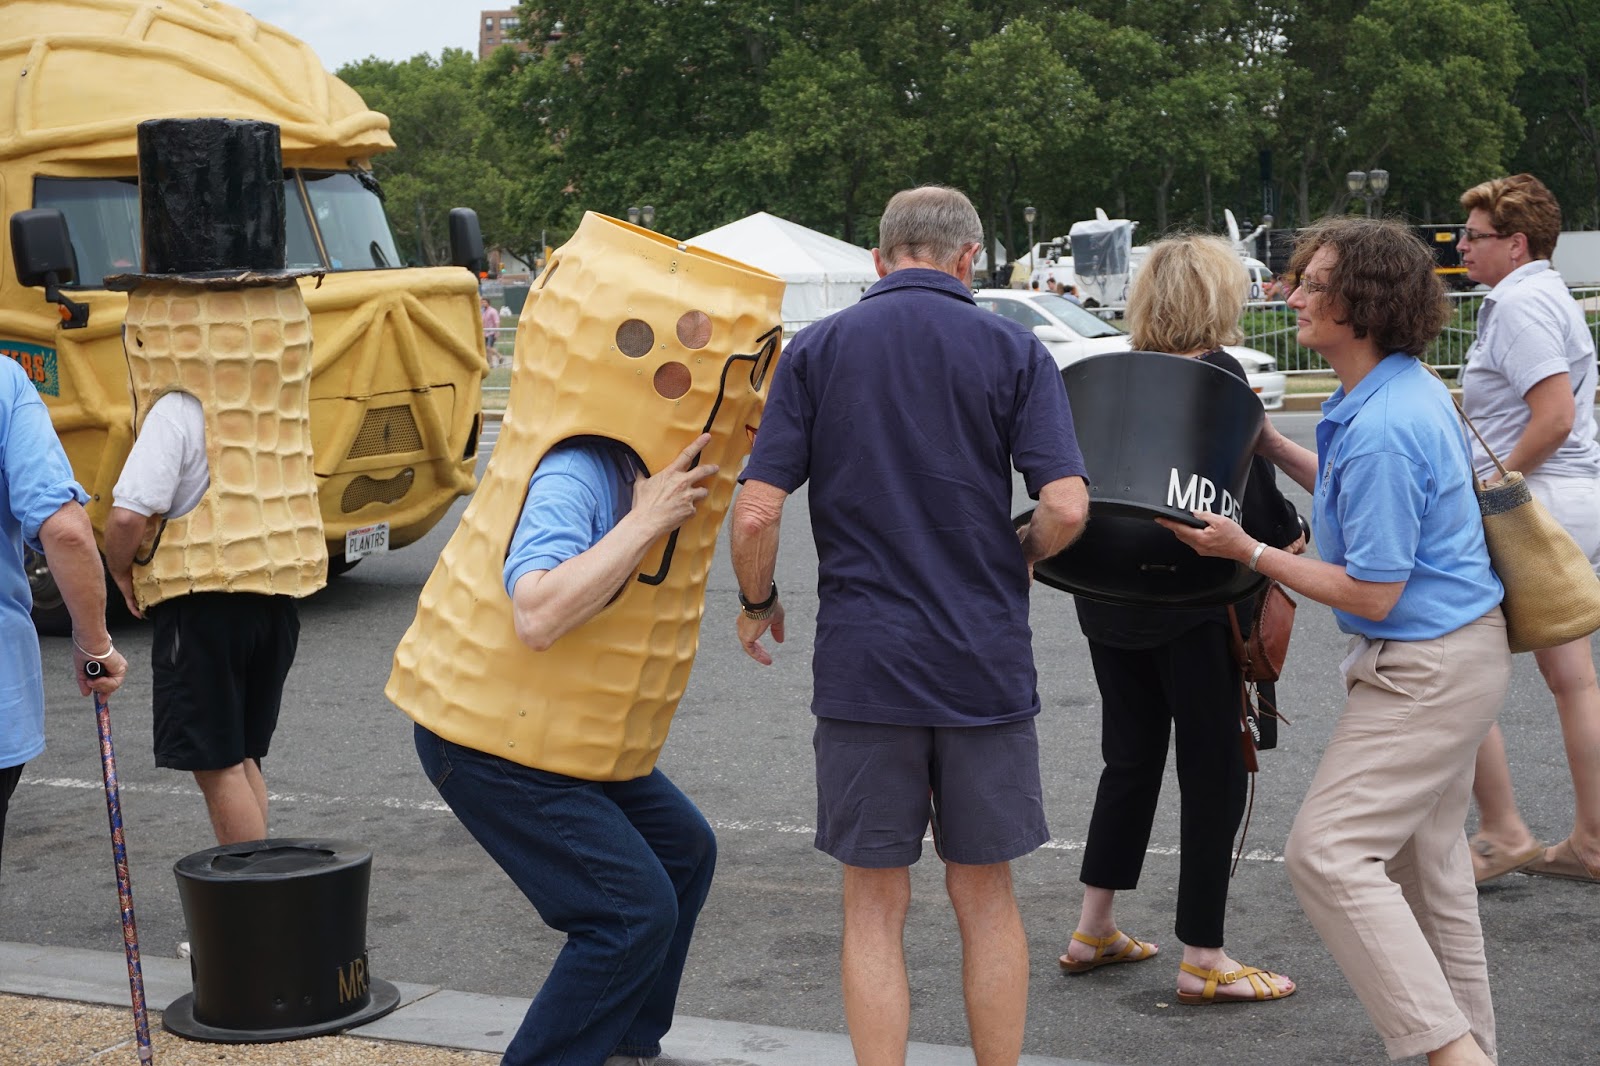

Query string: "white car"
[[973, 289, 1286, 410]]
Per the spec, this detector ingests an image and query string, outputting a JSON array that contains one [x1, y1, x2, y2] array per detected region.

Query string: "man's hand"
[[71, 642, 128, 698], [1015, 522, 1035, 584], [112, 571, 142, 620], [633, 433, 719, 538], [737, 601, 786, 665]]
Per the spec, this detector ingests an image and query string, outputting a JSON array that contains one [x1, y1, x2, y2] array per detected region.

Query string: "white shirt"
[[1461, 260, 1600, 480], [112, 391, 210, 518]]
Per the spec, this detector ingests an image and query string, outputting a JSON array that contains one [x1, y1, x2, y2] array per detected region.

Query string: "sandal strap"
[[1179, 961, 1289, 1001], [1070, 930, 1117, 951], [1070, 929, 1145, 962]]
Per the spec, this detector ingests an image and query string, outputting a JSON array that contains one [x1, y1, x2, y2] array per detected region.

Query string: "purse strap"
[[1424, 364, 1509, 489]]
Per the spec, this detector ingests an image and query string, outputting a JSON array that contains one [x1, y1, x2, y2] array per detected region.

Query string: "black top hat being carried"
[[105, 117, 325, 291]]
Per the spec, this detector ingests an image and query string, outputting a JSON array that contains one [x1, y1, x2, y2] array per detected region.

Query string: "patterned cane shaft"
[[95, 695, 153, 1062]]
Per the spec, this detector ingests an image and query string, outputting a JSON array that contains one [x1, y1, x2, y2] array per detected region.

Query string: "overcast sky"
[[232, 0, 484, 72]]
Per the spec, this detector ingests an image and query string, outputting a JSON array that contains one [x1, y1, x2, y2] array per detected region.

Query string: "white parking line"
[[25, 777, 1286, 863]]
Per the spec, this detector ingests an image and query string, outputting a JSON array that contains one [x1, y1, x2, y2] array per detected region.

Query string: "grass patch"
[[1287, 374, 1338, 394], [483, 365, 511, 411]]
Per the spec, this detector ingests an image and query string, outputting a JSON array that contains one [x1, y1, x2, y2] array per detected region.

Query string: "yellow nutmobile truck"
[[1, 0, 487, 630]]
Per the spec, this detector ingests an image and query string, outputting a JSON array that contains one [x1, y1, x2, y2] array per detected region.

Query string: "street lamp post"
[[1261, 213, 1274, 294], [1024, 205, 1037, 286], [1346, 169, 1390, 218]]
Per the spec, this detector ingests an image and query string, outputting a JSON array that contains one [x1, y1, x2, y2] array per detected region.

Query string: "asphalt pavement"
[[3, 411, 1598, 1065]]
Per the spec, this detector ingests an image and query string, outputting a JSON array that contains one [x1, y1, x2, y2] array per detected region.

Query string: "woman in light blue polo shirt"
[[1164, 218, 1507, 1066]]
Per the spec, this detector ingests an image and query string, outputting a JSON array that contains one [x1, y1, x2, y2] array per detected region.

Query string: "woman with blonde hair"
[[1060, 233, 1303, 1004]]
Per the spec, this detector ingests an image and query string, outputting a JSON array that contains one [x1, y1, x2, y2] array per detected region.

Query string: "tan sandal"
[[1470, 833, 1545, 885], [1176, 961, 1295, 1004], [1058, 929, 1156, 974]]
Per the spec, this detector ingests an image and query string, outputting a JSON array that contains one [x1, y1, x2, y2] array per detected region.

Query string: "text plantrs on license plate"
[[344, 522, 390, 562]]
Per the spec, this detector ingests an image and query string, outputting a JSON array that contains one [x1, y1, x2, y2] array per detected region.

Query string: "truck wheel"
[[25, 547, 71, 635], [328, 552, 362, 577]]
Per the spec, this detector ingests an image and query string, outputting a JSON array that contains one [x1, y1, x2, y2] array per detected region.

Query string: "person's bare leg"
[[193, 763, 267, 845], [1470, 725, 1540, 858], [841, 865, 911, 1066], [1062, 885, 1156, 966], [1426, 1032, 1495, 1066], [242, 758, 269, 832], [946, 862, 1026, 1066], [1535, 640, 1600, 868]]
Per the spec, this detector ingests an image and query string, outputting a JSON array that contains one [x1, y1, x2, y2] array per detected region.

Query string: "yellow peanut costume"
[[387, 212, 782, 780], [120, 279, 327, 609]]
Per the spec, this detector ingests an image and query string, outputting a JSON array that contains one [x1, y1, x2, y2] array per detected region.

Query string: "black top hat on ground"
[[1025, 350, 1266, 608], [163, 838, 399, 1043], [104, 117, 324, 291]]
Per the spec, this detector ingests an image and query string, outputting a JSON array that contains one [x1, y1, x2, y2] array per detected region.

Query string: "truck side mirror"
[[448, 208, 486, 275], [9, 209, 90, 329]]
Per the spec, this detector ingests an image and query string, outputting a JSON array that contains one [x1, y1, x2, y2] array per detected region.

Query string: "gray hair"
[[877, 186, 983, 271]]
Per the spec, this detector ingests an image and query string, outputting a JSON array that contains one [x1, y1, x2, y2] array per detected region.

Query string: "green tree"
[[1345, 0, 1529, 218], [934, 18, 1096, 262], [503, 0, 778, 238], [1272, 0, 1527, 226], [1510, 0, 1600, 226], [338, 49, 523, 265]]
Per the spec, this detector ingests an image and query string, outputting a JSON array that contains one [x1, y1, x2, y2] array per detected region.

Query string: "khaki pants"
[[1287, 609, 1508, 1062]]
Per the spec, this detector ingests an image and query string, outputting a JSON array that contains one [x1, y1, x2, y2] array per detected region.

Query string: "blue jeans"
[[415, 724, 716, 1066]]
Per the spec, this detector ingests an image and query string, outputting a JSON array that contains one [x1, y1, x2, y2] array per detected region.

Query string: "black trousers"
[[0, 761, 24, 883], [1079, 622, 1247, 948]]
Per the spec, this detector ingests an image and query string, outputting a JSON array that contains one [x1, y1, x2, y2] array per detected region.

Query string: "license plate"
[[344, 522, 390, 562]]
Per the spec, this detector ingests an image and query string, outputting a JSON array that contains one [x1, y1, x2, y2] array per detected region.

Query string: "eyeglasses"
[[1460, 228, 1511, 243], [1293, 277, 1330, 295]]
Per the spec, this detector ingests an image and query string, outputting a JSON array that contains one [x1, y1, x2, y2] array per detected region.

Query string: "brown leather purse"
[[1228, 581, 1297, 873], [1228, 581, 1296, 683]]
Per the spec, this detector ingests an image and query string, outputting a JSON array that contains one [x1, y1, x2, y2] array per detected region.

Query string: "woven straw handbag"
[[1455, 398, 1600, 653]]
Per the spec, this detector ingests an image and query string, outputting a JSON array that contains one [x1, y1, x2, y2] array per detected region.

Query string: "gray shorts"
[[812, 716, 1048, 868]]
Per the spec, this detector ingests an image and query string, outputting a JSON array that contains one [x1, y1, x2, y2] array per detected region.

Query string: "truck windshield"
[[31, 177, 140, 288], [298, 171, 403, 270], [34, 170, 399, 286]]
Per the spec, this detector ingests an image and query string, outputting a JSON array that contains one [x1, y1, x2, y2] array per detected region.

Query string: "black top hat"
[[1025, 350, 1266, 607], [105, 118, 324, 291]]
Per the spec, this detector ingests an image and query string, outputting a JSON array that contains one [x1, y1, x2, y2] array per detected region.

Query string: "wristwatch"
[[739, 581, 779, 621]]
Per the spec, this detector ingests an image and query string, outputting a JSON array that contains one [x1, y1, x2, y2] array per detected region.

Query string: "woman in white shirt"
[[1458, 173, 1600, 885]]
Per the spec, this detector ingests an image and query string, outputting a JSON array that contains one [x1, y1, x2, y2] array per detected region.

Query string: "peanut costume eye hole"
[[654, 362, 691, 399], [676, 311, 712, 350], [616, 319, 654, 358]]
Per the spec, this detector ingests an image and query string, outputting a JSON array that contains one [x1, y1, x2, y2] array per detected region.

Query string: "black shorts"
[[150, 592, 300, 772], [812, 716, 1048, 868]]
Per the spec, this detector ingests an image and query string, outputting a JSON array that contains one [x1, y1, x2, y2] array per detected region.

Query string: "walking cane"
[[89, 679, 154, 1065]]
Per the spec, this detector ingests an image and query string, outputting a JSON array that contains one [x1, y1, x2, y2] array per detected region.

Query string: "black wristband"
[[738, 581, 778, 612]]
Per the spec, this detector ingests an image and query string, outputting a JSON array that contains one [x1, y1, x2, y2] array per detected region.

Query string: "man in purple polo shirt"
[[730, 185, 1089, 1065]]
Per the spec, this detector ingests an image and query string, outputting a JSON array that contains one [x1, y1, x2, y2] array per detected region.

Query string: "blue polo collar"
[[860, 268, 977, 305], [1320, 353, 1417, 425]]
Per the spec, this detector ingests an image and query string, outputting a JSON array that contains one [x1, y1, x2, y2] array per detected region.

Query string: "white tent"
[[688, 212, 877, 332]]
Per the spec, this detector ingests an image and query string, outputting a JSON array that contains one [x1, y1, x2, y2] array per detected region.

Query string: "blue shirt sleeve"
[[3, 365, 87, 550], [1334, 449, 1426, 583], [502, 452, 609, 597], [1009, 347, 1088, 497], [739, 340, 813, 492]]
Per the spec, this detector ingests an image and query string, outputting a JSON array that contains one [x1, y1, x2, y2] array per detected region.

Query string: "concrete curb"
[[0, 940, 1113, 1066]]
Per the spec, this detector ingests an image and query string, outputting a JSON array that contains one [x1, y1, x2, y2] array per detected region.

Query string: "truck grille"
[[348, 404, 422, 458], [341, 468, 414, 513]]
